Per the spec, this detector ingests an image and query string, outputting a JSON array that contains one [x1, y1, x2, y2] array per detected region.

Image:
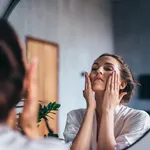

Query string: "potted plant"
[[17, 101, 61, 137], [38, 102, 60, 137]]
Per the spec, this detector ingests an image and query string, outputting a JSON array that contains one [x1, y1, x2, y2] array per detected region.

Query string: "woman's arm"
[[98, 71, 127, 150], [71, 72, 96, 150], [98, 110, 115, 150], [71, 107, 95, 150]]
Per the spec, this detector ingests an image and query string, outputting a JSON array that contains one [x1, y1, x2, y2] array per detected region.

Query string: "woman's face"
[[90, 56, 121, 92]]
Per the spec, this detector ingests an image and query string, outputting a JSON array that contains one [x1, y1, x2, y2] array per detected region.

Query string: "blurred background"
[[0, 0, 150, 139]]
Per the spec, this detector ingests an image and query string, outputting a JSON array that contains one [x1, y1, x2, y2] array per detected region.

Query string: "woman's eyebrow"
[[92, 62, 99, 66], [92, 62, 114, 67], [104, 62, 114, 66]]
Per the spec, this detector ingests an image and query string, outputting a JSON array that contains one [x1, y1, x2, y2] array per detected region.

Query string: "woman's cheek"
[[89, 73, 95, 86], [89, 73, 93, 80], [105, 73, 111, 81]]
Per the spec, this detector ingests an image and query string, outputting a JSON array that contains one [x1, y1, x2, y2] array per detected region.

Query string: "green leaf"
[[39, 104, 42, 109], [37, 101, 61, 137], [51, 102, 56, 109], [48, 102, 52, 110], [47, 132, 58, 138], [44, 105, 47, 111], [52, 104, 61, 110]]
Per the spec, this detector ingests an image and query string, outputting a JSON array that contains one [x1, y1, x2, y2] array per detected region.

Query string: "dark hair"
[[98, 53, 138, 103], [0, 19, 26, 121]]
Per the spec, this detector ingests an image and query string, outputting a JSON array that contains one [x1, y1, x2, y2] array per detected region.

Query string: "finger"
[[84, 72, 88, 90], [111, 71, 115, 90], [114, 71, 118, 90], [23, 58, 38, 114], [28, 58, 38, 86], [106, 74, 112, 91], [116, 73, 119, 91], [86, 72, 92, 89], [119, 92, 127, 101], [85, 72, 92, 89]]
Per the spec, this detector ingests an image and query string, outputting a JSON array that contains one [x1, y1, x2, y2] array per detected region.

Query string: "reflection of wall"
[[113, 0, 150, 110], [9, 0, 113, 138]]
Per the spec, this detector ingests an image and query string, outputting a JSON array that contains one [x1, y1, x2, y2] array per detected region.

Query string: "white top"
[[0, 125, 70, 150], [63, 104, 150, 150]]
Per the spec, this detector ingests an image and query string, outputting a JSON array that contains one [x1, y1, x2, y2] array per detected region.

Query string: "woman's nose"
[[97, 67, 103, 74]]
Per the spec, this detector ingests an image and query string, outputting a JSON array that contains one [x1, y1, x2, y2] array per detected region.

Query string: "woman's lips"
[[94, 77, 104, 82]]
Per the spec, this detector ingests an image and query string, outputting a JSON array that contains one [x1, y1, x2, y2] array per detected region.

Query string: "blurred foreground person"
[[0, 19, 69, 150]]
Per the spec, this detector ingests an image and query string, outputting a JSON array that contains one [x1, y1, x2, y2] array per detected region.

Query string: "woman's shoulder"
[[66, 108, 87, 125], [117, 104, 150, 125], [119, 104, 149, 115], [67, 108, 86, 119]]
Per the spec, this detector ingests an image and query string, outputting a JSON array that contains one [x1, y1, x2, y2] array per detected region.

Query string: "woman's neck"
[[95, 91, 104, 116], [95, 91, 104, 138]]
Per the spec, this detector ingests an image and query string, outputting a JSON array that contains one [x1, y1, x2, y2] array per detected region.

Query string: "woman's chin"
[[92, 86, 105, 92]]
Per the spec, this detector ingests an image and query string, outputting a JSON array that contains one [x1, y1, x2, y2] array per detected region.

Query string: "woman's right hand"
[[83, 72, 96, 110], [71, 72, 96, 150]]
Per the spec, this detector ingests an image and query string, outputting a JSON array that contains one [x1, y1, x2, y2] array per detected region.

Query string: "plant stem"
[[43, 117, 53, 134]]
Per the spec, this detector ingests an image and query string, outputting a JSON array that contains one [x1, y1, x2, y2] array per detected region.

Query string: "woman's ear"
[[120, 81, 127, 90]]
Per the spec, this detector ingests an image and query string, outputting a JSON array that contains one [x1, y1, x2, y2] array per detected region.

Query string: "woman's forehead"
[[93, 56, 121, 71], [94, 56, 119, 65]]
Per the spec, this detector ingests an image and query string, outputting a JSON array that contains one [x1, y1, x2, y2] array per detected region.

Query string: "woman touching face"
[[89, 56, 122, 92]]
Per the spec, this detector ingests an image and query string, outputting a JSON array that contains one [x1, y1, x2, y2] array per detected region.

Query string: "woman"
[[0, 19, 69, 150], [63, 53, 150, 150]]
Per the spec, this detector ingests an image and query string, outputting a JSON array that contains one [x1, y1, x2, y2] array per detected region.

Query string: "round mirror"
[[1, 0, 150, 150], [124, 129, 150, 150]]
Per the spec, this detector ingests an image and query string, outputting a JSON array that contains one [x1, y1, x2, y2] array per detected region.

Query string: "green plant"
[[38, 102, 61, 137]]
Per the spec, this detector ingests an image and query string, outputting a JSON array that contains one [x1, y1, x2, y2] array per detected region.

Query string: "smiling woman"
[[63, 53, 150, 150]]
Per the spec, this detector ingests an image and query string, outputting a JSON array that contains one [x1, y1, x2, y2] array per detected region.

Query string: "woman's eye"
[[104, 67, 113, 71], [92, 68, 97, 71]]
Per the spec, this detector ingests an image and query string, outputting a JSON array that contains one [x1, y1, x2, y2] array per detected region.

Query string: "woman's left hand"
[[19, 58, 41, 139], [102, 71, 127, 113]]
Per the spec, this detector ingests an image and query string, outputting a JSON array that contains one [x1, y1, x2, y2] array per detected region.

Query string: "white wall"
[[9, 0, 113, 138]]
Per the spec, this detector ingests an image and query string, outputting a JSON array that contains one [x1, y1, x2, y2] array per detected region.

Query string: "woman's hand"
[[102, 71, 127, 113], [71, 72, 95, 150], [19, 58, 41, 139], [97, 71, 127, 150], [83, 72, 96, 110]]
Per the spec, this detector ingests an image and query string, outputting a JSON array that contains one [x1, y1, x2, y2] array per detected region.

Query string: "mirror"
[[124, 130, 150, 150], [1, 0, 150, 149]]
